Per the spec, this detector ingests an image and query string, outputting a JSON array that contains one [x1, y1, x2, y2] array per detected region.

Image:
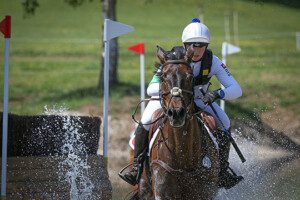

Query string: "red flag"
[[128, 42, 144, 54], [0, 16, 11, 38]]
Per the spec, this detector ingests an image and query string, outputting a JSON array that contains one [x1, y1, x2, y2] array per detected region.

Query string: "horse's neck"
[[165, 118, 203, 168]]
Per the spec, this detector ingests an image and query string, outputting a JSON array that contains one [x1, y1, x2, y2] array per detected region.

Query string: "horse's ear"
[[184, 45, 194, 63], [157, 45, 167, 64]]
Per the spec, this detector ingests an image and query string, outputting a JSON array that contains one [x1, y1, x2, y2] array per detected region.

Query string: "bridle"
[[150, 61, 205, 179], [159, 60, 195, 123], [131, 60, 198, 126]]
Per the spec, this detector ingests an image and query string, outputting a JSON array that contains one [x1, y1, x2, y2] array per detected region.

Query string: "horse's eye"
[[186, 74, 193, 81], [163, 80, 173, 91], [160, 73, 167, 80]]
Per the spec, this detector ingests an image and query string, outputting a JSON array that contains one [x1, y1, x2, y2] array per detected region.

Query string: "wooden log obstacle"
[[0, 113, 112, 199]]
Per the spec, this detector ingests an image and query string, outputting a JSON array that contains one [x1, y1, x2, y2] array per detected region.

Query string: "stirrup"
[[219, 167, 244, 189], [119, 156, 144, 186], [118, 163, 138, 185]]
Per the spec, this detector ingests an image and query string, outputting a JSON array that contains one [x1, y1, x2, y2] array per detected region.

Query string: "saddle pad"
[[203, 123, 219, 150], [200, 112, 217, 133], [148, 128, 160, 156], [129, 124, 218, 154], [129, 131, 135, 150], [129, 109, 163, 150], [128, 128, 160, 152]]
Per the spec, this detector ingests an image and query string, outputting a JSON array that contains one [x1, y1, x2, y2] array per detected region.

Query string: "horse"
[[128, 45, 220, 200]]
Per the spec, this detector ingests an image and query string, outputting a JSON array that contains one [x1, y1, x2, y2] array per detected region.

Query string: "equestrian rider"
[[120, 18, 244, 189]]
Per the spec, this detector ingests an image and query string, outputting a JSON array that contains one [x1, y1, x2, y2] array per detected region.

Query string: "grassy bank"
[[0, 0, 299, 119]]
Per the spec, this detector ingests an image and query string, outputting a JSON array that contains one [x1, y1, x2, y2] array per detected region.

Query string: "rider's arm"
[[210, 55, 242, 100], [147, 65, 162, 97], [147, 75, 160, 96]]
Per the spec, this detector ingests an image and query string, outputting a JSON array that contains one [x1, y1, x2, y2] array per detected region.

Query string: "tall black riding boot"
[[218, 130, 244, 189], [120, 123, 149, 186]]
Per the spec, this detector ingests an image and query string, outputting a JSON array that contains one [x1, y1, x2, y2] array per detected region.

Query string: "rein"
[[151, 159, 203, 179], [131, 60, 195, 126], [150, 120, 204, 179], [131, 98, 166, 125], [131, 59, 207, 177]]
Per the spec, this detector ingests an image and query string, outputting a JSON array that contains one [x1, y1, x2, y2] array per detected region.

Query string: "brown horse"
[[129, 46, 220, 200]]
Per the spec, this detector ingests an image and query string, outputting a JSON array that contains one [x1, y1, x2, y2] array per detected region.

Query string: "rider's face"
[[192, 46, 206, 62], [185, 43, 207, 62]]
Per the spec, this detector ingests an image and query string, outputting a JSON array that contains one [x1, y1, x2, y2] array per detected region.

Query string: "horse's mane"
[[153, 45, 186, 75], [167, 46, 186, 60]]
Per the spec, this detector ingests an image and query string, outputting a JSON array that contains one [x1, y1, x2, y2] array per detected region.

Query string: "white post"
[[1, 38, 10, 197], [1, 15, 11, 197], [198, 5, 204, 23], [224, 12, 230, 42], [220, 43, 227, 111], [102, 19, 134, 165], [296, 32, 300, 51], [223, 11, 230, 111], [233, 11, 239, 46], [221, 42, 241, 111], [140, 54, 145, 114], [103, 38, 109, 162]]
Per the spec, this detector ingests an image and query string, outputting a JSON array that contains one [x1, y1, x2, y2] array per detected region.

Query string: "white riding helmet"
[[181, 18, 211, 44]]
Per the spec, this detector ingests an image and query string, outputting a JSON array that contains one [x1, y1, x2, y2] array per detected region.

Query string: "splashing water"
[[44, 106, 95, 200], [215, 125, 300, 200]]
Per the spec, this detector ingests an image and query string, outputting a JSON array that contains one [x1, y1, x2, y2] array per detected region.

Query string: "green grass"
[[0, 0, 299, 119]]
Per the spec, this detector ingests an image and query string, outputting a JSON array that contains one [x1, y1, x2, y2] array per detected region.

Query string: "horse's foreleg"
[[138, 165, 154, 200], [152, 168, 181, 200]]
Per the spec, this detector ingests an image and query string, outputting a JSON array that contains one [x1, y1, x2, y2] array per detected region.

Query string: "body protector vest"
[[148, 47, 214, 96], [193, 48, 213, 86]]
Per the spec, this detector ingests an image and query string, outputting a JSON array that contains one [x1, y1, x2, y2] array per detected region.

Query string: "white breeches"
[[140, 98, 162, 131], [140, 97, 230, 131]]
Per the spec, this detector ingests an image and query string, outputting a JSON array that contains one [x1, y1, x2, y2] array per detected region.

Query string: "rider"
[[120, 18, 243, 189]]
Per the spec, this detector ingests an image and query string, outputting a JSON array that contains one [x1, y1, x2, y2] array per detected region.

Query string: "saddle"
[[129, 109, 218, 152], [150, 110, 217, 134], [148, 109, 165, 139], [199, 111, 218, 133]]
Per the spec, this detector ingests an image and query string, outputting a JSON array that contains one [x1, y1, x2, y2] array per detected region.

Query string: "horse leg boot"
[[121, 123, 149, 185], [218, 130, 243, 189]]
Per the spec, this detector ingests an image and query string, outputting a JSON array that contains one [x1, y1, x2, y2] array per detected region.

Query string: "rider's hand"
[[202, 90, 222, 105]]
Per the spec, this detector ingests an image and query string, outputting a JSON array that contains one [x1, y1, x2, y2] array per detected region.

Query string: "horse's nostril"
[[178, 108, 186, 118], [167, 109, 173, 117]]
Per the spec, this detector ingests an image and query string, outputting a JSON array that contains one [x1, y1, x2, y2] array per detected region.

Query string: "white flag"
[[104, 19, 134, 41], [222, 42, 241, 57]]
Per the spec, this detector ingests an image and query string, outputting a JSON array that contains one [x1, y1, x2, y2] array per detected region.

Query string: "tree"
[[22, 0, 119, 89]]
